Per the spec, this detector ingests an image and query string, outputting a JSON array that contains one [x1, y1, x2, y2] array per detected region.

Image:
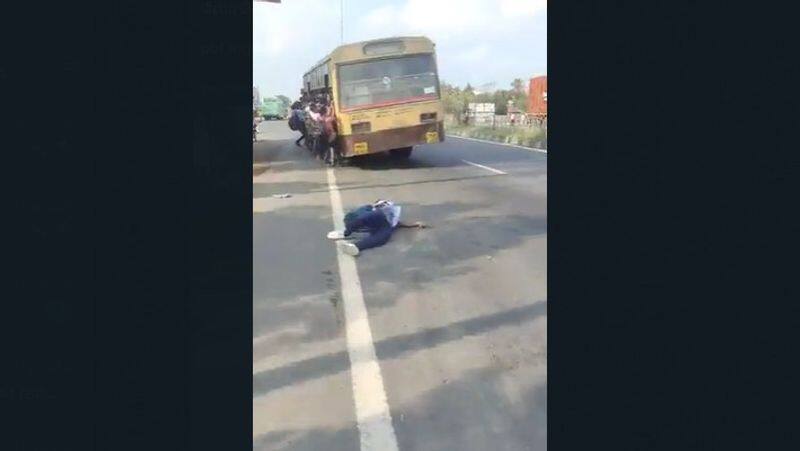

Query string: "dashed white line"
[[461, 159, 508, 175], [326, 167, 399, 451], [447, 134, 548, 154]]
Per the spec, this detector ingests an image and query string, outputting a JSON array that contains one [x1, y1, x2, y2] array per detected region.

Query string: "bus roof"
[[304, 36, 435, 76]]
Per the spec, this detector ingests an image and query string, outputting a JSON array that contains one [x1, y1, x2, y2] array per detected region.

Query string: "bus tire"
[[390, 147, 413, 158]]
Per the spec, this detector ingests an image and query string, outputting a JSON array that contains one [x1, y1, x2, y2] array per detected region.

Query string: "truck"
[[527, 76, 547, 126], [261, 98, 286, 120]]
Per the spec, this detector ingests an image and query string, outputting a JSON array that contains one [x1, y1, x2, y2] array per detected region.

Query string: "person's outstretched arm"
[[396, 221, 429, 228]]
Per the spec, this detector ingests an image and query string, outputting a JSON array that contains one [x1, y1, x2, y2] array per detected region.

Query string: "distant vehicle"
[[262, 98, 286, 120], [528, 76, 547, 126], [302, 36, 444, 159]]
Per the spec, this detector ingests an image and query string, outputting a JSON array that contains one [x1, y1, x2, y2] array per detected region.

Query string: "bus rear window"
[[338, 54, 438, 110]]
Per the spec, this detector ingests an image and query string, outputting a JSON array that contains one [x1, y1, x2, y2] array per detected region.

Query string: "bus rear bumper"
[[339, 121, 445, 157]]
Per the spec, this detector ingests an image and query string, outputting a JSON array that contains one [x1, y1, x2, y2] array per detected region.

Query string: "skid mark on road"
[[461, 159, 508, 175], [326, 167, 399, 451]]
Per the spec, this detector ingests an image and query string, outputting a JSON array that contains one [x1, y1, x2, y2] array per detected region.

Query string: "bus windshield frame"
[[336, 53, 439, 112]]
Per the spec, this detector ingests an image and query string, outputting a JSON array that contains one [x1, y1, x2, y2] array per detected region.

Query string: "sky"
[[253, 0, 546, 100]]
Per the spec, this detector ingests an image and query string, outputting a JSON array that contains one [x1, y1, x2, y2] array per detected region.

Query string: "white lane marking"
[[447, 134, 548, 154], [461, 159, 508, 175], [326, 167, 399, 451]]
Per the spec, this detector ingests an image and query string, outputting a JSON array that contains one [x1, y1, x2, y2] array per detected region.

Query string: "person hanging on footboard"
[[327, 199, 427, 256]]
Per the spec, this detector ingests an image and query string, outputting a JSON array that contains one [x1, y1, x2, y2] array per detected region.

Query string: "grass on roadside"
[[445, 121, 547, 149]]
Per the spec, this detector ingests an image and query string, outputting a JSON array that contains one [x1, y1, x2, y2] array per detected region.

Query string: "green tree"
[[509, 79, 529, 113], [275, 94, 291, 111], [511, 78, 526, 95], [441, 80, 534, 121], [459, 83, 476, 120], [492, 90, 511, 115], [440, 80, 465, 118]]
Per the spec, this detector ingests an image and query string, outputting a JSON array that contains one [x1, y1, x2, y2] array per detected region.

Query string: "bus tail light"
[[352, 122, 371, 133], [420, 112, 437, 123]]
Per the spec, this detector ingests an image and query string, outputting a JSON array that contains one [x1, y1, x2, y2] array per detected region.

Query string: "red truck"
[[528, 76, 547, 126]]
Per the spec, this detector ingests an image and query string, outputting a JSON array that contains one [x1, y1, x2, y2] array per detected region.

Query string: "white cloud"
[[352, 0, 547, 89], [358, 0, 486, 41], [253, 0, 340, 58], [254, 0, 547, 98], [362, 4, 397, 30], [500, 0, 547, 18], [457, 44, 490, 63], [399, 0, 485, 35], [253, 0, 341, 97]]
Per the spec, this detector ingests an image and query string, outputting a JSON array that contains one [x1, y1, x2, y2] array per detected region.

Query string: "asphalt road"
[[253, 120, 547, 451]]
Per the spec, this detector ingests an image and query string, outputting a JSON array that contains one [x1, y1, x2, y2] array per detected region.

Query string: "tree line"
[[440, 79, 529, 119], [267, 78, 529, 121]]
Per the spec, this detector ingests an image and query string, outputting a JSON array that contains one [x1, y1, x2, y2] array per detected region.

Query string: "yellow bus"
[[302, 36, 444, 159]]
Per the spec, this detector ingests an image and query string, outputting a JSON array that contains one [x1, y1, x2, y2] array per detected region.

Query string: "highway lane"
[[253, 120, 546, 451]]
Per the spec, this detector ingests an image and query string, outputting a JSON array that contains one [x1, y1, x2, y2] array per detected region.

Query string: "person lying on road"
[[327, 200, 427, 256]]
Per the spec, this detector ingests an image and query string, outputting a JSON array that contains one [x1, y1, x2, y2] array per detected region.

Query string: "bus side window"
[[324, 74, 329, 88]]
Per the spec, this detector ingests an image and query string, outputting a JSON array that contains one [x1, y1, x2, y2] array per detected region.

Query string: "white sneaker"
[[327, 230, 345, 240], [338, 241, 360, 256]]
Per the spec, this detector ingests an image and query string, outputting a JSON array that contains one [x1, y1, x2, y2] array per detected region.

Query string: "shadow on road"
[[253, 328, 546, 451], [347, 151, 464, 170], [253, 137, 301, 164], [253, 424, 357, 451], [390, 367, 546, 451], [253, 204, 343, 342], [253, 200, 546, 350], [356, 201, 547, 310], [253, 300, 545, 397], [331, 172, 504, 193], [255, 372, 545, 451], [255, 170, 506, 198]]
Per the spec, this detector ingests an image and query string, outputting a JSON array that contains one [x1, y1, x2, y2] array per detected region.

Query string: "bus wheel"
[[390, 147, 413, 158]]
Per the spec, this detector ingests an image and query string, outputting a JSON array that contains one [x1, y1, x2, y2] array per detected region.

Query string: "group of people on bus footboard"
[[288, 92, 340, 166]]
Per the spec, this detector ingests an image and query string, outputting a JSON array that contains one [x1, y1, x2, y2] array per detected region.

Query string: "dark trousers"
[[314, 133, 328, 158], [295, 123, 307, 144], [344, 209, 395, 251]]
